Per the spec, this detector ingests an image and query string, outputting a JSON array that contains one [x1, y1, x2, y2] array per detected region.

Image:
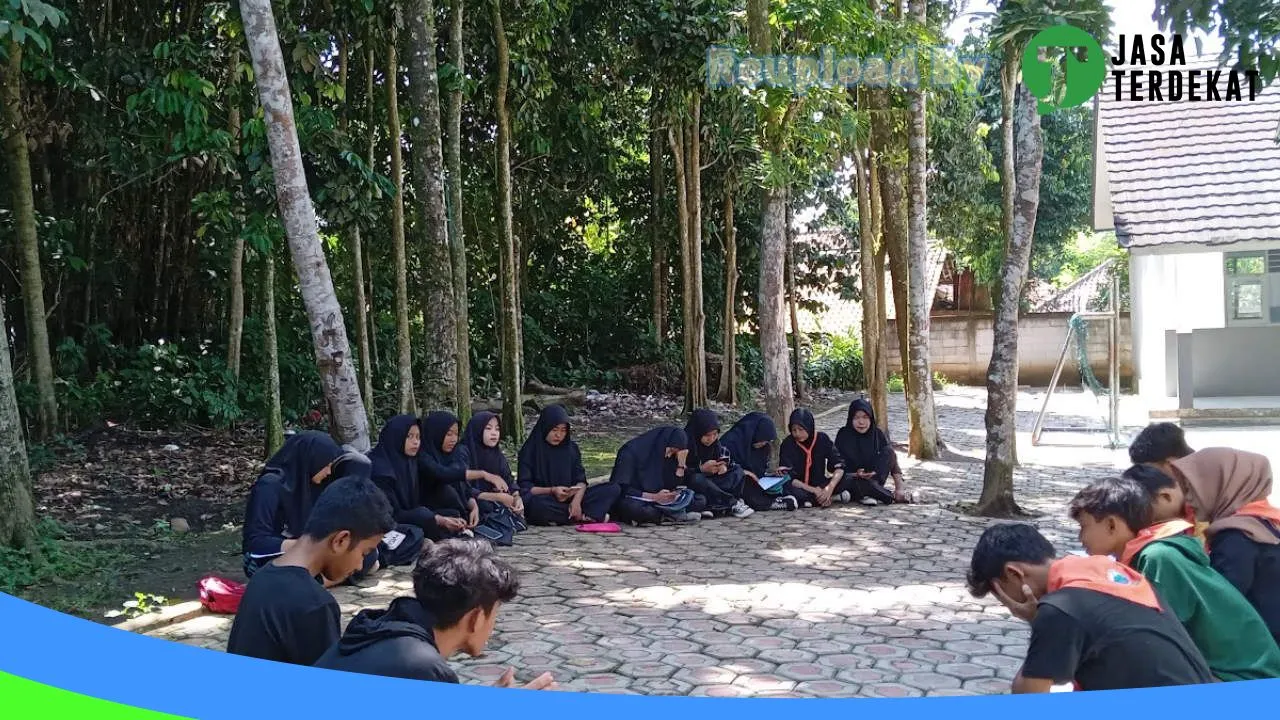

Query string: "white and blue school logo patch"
[[1107, 569, 1131, 585]]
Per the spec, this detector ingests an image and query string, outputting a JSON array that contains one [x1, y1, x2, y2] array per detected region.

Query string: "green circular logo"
[[1022, 25, 1106, 114]]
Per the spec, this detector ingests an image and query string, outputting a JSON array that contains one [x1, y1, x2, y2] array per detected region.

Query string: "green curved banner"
[[0, 671, 190, 719]]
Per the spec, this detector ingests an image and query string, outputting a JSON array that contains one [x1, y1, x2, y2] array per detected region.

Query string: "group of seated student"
[[241, 399, 918, 571], [968, 422, 1280, 693], [229, 473, 555, 689]]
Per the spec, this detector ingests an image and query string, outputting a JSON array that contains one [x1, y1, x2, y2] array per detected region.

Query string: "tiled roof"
[[1096, 61, 1280, 249]]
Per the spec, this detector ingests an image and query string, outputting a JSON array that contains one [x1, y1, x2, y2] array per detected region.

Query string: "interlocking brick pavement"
[[146, 388, 1155, 696]]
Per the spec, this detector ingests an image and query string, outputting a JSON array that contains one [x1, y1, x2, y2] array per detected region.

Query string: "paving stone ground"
[[144, 388, 1176, 696]]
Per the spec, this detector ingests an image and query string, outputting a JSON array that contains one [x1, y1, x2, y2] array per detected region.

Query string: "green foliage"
[[1155, 0, 1280, 82], [0, 518, 126, 597], [887, 374, 906, 393], [804, 331, 866, 391], [103, 591, 169, 620]]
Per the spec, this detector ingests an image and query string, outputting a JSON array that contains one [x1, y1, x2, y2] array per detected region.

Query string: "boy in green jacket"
[[1069, 473, 1280, 682]]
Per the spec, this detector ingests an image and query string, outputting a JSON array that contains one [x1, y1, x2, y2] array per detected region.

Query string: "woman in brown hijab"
[[1172, 447, 1280, 644]]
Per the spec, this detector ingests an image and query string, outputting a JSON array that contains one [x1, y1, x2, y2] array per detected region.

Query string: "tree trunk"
[[2, 40, 57, 439], [263, 250, 284, 457], [492, 0, 523, 442], [999, 49, 1020, 468], [869, 150, 891, 431], [759, 188, 793, 438], [240, 0, 371, 450], [786, 193, 807, 403], [716, 181, 738, 404], [352, 49, 376, 418], [407, 0, 458, 413], [226, 51, 245, 381], [0, 296, 39, 552], [446, 0, 471, 421], [686, 97, 707, 409], [904, 0, 940, 459], [668, 122, 694, 414], [855, 149, 888, 425], [870, 93, 911, 395], [649, 101, 668, 346], [978, 83, 1043, 518], [386, 30, 416, 416]]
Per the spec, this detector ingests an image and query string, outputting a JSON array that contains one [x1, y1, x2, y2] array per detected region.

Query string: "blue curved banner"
[[2, 592, 1277, 717]]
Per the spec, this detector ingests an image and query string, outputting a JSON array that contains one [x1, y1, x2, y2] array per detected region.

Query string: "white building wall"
[[1132, 249, 1226, 399]]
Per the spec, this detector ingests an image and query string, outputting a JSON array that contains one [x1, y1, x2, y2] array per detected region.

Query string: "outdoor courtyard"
[[140, 388, 1280, 697]]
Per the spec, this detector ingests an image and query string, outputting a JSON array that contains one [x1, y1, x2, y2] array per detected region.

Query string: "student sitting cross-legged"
[[834, 398, 912, 505], [418, 411, 487, 536], [365, 414, 439, 566], [228, 476, 393, 667], [518, 405, 622, 525], [779, 408, 846, 508], [966, 522, 1214, 692], [1171, 447, 1280, 645], [1069, 474, 1280, 681], [684, 408, 754, 519], [315, 539, 556, 690], [463, 411, 526, 520], [721, 411, 796, 512], [241, 431, 375, 579], [611, 427, 704, 526], [370, 414, 470, 542]]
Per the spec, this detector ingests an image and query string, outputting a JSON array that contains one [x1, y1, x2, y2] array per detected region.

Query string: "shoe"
[[700, 511, 715, 519], [837, 491, 852, 504], [677, 512, 702, 524], [860, 497, 879, 506], [770, 496, 798, 511], [731, 500, 755, 518]]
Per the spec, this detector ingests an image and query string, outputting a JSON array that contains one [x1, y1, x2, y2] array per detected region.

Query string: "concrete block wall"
[[884, 312, 1133, 387]]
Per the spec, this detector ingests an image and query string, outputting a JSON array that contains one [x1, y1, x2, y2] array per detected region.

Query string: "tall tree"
[[2, 26, 59, 439], [0, 297, 38, 553], [854, 148, 888, 425], [716, 173, 738, 404], [668, 96, 708, 413], [406, 0, 458, 413], [226, 50, 246, 381], [352, 47, 376, 417], [786, 192, 807, 403], [904, 0, 940, 459], [748, 0, 794, 442], [240, 0, 371, 449], [492, 0, 523, 441], [978, 0, 1109, 516], [387, 22, 416, 415], [262, 249, 284, 457], [446, 0, 472, 420], [650, 98, 668, 347]]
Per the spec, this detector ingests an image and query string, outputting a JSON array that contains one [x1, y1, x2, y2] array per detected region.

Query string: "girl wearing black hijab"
[[720, 412, 797, 512], [368, 414, 456, 551], [241, 431, 373, 578], [519, 405, 621, 525], [610, 426, 704, 525], [463, 411, 525, 518], [418, 411, 484, 531], [779, 408, 847, 508], [684, 408, 754, 518], [833, 398, 907, 505]]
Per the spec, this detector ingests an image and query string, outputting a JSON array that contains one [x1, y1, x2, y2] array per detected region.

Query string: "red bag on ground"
[[198, 575, 246, 615]]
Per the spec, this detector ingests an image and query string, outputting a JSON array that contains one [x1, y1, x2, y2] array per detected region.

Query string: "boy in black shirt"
[[315, 539, 555, 690], [966, 523, 1214, 693], [227, 477, 393, 666]]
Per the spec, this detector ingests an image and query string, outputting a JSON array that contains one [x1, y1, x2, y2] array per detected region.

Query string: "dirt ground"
[[17, 390, 858, 621]]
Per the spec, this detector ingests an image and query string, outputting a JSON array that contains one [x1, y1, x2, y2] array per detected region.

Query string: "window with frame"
[[1223, 251, 1279, 326]]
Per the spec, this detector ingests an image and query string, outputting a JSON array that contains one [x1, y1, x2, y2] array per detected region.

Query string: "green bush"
[[804, 331, 865, 390], [887, 374, 905, 393]]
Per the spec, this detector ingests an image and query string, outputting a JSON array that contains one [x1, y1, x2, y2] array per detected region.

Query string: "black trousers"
[[523, 482, 623, 525], [614, 492, 708, 525], [688, 467, 745, 513]]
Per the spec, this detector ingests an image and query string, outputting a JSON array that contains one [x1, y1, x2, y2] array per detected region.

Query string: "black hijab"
[[518, 404, 583, 488], [421, 411, 464, 469], [368, 414, 420, 511], [835, 398, 886, 471], [259, 431, 343, 537], [464, 411, 513, 484], [613, 426, 687, 494], [684, 408, 726, 466], [721, 412, 777, 477]]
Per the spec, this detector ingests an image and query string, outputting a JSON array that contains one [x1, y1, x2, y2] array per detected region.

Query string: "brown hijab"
[[1171, 447, 1280, 545]]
